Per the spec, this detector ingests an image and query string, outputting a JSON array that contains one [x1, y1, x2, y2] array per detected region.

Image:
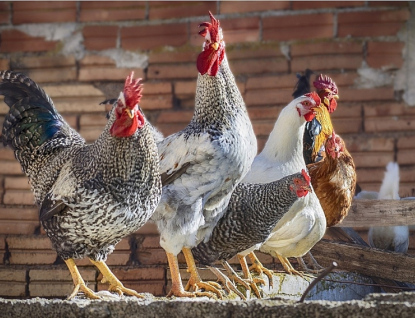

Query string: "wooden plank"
[[311, 239, 415, 284], [335, 199, 415, 227]]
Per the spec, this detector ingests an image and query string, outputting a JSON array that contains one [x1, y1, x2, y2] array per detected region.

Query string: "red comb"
[[313, 74, 338, 95], [331, 131, 336, 140], [304, 91, 321, 106], [198, 11, 221, 42], [123, 71, 143, 108], [301, 169, 311, 185]]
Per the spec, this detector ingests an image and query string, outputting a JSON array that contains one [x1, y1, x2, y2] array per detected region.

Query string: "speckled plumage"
[[192, 172, 309, 265], [1, 70, 161, 262], [152, 56, 257, 256]]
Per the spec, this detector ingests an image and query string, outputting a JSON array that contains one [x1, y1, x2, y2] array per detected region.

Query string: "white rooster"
[[151, 12, 257, 298]]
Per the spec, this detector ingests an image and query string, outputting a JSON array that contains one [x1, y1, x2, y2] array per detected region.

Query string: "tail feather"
[[378, 162, 400, 200], [0, 70, 82, 173], [292, 69, 313, 99]]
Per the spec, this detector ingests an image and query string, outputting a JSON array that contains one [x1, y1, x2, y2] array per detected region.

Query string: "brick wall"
[[0, 1, 414, 298]]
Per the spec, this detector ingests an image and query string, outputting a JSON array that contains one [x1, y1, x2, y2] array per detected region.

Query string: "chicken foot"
[[89, 259, 144, 298], [65, 258, 100, 300], [297, 252, 325, 274], [166, 252, 196, 298], [207, 265, 247, 300], [238, 255, 263, 299], [182, 248, 223, 299], [276, 255, 304, 277], [247, 252, 274, 288]]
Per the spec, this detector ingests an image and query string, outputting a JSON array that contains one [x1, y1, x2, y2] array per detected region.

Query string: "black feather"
[[292, 69, 314, 99], [39, 193, 70, 221]]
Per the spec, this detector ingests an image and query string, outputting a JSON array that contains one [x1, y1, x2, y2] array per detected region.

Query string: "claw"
[[248, 252, 274, 288], [208, 266, 246, 300]]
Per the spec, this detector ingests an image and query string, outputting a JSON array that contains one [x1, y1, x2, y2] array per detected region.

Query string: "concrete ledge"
[[2, 293, 415, 318]]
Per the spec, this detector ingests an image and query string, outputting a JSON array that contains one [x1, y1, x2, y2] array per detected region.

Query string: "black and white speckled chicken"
[[151, 12, 257, 298], [192, 170, 312, 298], [0, 71, 161, 299]]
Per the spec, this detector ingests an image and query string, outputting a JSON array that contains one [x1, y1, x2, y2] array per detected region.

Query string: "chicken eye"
[[303, 101, 310, 106]]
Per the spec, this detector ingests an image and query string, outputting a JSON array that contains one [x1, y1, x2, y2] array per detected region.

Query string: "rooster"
[[192, 170, 312, 299], [368, 162, 409, 253], [0, 71, 161, 299], [241, 87, 325, 276], [151, 12, 257, 298]]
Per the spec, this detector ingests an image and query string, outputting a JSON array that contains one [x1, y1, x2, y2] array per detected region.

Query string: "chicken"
[[0, 70, 161, 299], [192, 170, 312, 298], [151, 12, 257, 298], [307, 132, 356, 227], [240, 87, 325, 276], [368, 162, 409, 253]]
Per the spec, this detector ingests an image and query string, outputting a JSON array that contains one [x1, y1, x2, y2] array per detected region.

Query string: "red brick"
[[98, 280, 165, 296], [142, 82, 172, 95], [4, 176, 30, 190], [338, 10, 410, 37], [30, 267, 96, 282], [140, 95, 173, 111], [79, 127, 103, 142], [291, 41, 363, 57], [147, 63, 197, 80], [3, 189, 35, 205], [104, 251, 131, 266], [0, 59, 9, 69], [0, 282, 26, 297], [80, 114, 108, 128], [294, 1, 364, 9], [220, 1, 289, 14], [80, 55, 116, 67], [344, 136, 395, 152], [13, 9, 76, 24], [330, 104, 362, 119], [135, 222, 159, 235], [7, 68, 75, 85], [156, 110, 193, 125], [398, 136, 415, 149], [0, 221, 39, 235], [7, 235, 52, 250], [364, 103, 415, 117], [98, 267, 164, 281], [83, 26, 118, 51], [369, 1, 409, 7], [141, 236, 161, 249], [13, 1, 76, 10], [332, 117, 362, 134], [9, 250, 57, 265], [0, 207, 38, 221], [400, 166, 415, 182], [367, 55, 403, 69], [229, 58, 288, 76], [121, 23, 188, 50], [29, 282, 86, 297], [81, 9, 145, 22], [365, 116, 415, 133], [252, 120, 275, 137], [245, 88, 293, 107], [246, 74, 297, 91], [149, 1, 215, 20], [366, 42, 405, 69], [263, 13, 334, 41], [247, 106, 282, 122], [79, 67, 144, 82], [137, 248, 167, 265], [0, 30, 58, 53], [291, 55, 362, 73], [352, 152, 395, 168], [16, 56, 76, 69], [0, 161, 23, 175], [0, 2, 10, 24], [341, 87, 395, 102], [227, 45, 285, 61], [397, 149, 415, 165], [0, 268, 26, 282], [355, 168, 385, 183], [149, 50, 198, 64]]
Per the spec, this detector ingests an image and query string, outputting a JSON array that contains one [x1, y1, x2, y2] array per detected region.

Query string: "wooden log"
[[311, 239, 415, 285], [335, 199, 415, 227]]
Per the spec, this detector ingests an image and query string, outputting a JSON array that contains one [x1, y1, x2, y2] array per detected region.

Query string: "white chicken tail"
[[378, 162, 400, 200]]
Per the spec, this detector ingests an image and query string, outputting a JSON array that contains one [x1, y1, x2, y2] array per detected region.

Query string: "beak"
[[333, 94, 339, 100], [125, 108, 135, 119], [211, 42, 219, 50], [304, 184, 313, 193]]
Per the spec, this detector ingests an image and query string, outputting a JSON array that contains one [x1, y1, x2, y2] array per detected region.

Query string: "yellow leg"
[[276, 255, 304, 277], [64, 258, 100, 300], [248, 252, 274, 288], [166, 252, 195, 298], [89, 259, 144, 298], [182, 247, 222, 299], [237, 254, 263, 299]]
